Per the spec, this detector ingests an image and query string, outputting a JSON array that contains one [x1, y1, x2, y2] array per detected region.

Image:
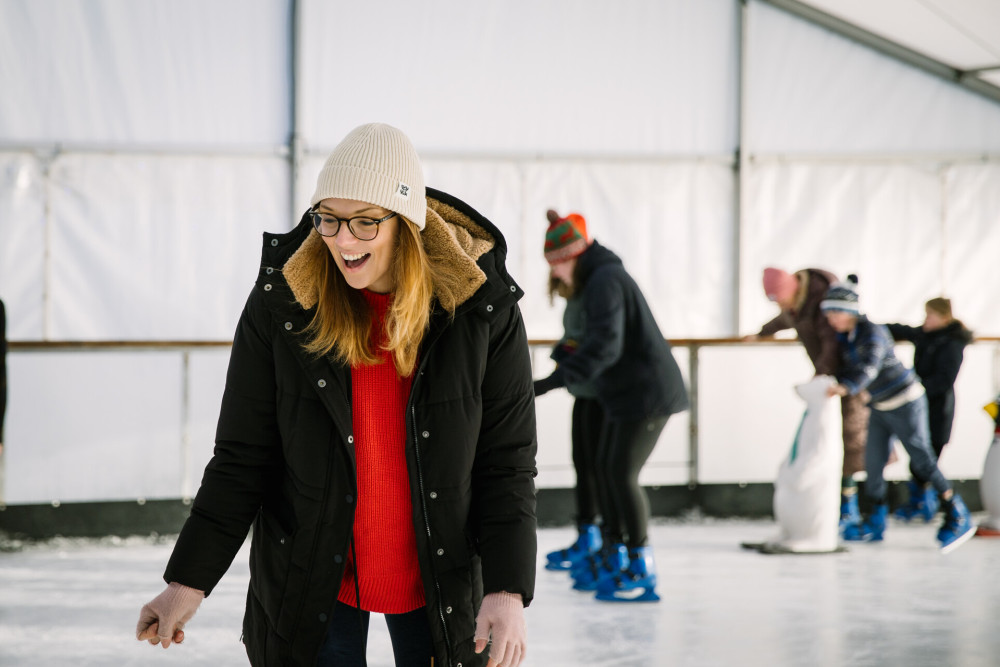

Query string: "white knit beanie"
[[310, 123, 427, 229]]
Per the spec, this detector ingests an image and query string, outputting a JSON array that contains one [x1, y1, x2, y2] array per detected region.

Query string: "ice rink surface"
[[2, 516, 998, 667]]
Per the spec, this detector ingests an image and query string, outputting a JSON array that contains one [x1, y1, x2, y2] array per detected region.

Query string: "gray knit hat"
[[311, 123, 427, 229], [820, 274, 861, 314]]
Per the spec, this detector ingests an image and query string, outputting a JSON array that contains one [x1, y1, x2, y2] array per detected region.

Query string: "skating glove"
[[474, 591, 526, 667], [136, 581, 205, 649]]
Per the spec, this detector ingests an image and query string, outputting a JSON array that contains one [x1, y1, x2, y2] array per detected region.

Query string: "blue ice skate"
[[595, 546, 660, 602], [839, 492, 861, 535], [545, 524, 602, 571], [938, 494, 976, 554], [571, 543, 627, 591], [894, 480, 939, 523], [843, 503, 887, 542]]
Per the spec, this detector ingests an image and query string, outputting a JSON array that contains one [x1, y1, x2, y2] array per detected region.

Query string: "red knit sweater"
[[337, 290, 425, 613]]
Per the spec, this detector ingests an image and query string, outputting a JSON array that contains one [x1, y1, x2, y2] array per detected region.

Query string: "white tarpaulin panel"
[[300, 0, 739, 156], [740, 162, 948, 332], [5, 351, 184, 504], [185, 349, 232, 499], [943, 164, 1000, 334], [0, 153, 46, 339], [0, 0, 290, 147], [46, 154, 289, 340], [746, 1, 1000, 154]]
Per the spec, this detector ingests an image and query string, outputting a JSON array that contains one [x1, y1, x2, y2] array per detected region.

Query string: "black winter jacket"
[[887, 320, 972, 447], [886, 321, 972, 398], [164, 189, 538, 666], [541, 242, 688, 421]]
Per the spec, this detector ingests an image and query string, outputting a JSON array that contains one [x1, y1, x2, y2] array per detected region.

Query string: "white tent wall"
[[744, 2, 1000, 154], [47, 154, 289, 340], [0, 154, 45, 340], [0, 0, 291, 148], [1, 0, 999, 510], [298, 0, 739, 156]]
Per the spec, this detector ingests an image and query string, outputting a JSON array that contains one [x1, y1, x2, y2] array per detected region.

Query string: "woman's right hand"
[[135, 582, 205, 649]]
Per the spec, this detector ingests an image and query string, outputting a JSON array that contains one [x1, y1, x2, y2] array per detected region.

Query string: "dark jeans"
[[864, 394, 950, 503], [572, 397, 606, 526], [595, 414, 669, 548], [316, 601, 433, 667]]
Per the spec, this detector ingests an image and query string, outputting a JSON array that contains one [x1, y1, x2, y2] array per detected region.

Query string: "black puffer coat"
[[164, 189, 538, 666], [542, 242, 688, 421]]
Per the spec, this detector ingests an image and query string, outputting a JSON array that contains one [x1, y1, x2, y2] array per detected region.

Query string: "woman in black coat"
[[888, 297, 973, 522], [533, 212, 688, 603], [136, 124, 537, 667]]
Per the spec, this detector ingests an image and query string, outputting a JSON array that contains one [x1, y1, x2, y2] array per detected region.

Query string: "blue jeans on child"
[[316, 601, 434, 667], [864, 393, 950, 502]]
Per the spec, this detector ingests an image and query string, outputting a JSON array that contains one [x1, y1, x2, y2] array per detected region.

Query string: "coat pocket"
[[249, 508, 294, 629]]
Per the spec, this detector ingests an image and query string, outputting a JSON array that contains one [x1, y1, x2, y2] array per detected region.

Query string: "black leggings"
[[595, 415, 669, 549], [571, 397, 606, 526]]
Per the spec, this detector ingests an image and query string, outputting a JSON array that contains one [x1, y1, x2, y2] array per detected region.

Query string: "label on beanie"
[[396, 182, 410, 199]]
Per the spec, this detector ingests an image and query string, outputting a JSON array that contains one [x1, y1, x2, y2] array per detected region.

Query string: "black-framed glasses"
[[309, 207, 396, 240]]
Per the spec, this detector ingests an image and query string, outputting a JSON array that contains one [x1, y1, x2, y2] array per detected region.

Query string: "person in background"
[[821, 276, 975, 553], [887, 297, 973, 522], [533, 211, 688, 602], [536, 211, 605, 573], [135, 123, 537, 667], [0, 297, 6, 456], [746, 267, 869, 532]]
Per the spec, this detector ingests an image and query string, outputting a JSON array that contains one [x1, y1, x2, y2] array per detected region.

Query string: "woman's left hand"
[[474, 591, 526, 667]]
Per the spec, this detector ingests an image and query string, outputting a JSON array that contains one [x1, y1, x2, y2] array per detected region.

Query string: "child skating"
[[820, 276, 975, 553]]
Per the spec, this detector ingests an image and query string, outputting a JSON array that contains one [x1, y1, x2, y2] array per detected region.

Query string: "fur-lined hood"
[[269, 188, 520, 317]]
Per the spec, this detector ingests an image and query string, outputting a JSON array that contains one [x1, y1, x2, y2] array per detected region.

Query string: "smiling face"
[[316, 197, 399, 293]]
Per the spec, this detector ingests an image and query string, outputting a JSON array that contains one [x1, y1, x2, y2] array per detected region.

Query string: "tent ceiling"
[[766, 0, 1000, 100]]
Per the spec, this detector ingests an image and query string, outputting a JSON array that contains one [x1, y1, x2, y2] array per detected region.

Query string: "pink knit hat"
[[762, 267, 797, 303]]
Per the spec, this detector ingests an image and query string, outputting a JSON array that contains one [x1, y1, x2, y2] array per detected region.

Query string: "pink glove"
[[135, 582, 205, 649], [474, 591, 526, 667]]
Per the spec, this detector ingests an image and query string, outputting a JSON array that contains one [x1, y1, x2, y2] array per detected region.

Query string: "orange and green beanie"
[[544, 210, 590, 265]]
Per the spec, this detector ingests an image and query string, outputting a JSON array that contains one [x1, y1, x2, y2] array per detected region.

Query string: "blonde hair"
[[301, 218, 451, 377]]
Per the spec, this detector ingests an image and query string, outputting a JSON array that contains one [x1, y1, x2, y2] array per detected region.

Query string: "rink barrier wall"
[[0, 481, 984, 540], [2, 338, 998, 538]]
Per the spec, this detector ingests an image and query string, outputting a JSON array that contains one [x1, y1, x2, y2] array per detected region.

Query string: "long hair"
[[547, 259, 584, 303], [302, 218, 440, 377]]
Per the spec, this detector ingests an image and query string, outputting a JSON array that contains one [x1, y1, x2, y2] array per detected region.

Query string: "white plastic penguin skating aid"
[[976, 394, 1000, 537], [743, 375, 846, 554]]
